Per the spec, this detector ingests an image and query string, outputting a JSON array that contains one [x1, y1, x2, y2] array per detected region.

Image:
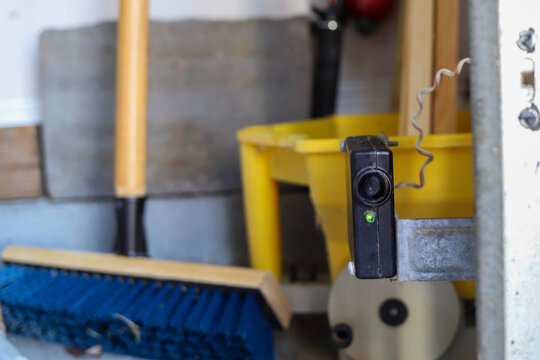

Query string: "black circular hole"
[[330, 323, 353, 349], [379, 298, 408, 327], [354, 169, 392, 206]]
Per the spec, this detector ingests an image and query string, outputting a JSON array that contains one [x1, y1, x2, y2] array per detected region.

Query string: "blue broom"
[[0, 0, 291, 358], [0, 246, 290, 360]]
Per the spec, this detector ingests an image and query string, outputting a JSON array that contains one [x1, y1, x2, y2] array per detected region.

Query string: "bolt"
[[380, 131, 398, 147], [327, 20, 338, 31], [340, 140, 346, 152], [347, 261, 356, 276], [518, 104, 540, 131], [517, 28, 536, 53]]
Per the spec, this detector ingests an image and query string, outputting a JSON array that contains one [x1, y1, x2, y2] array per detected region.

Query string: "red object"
[[346, 0, 394, 20]]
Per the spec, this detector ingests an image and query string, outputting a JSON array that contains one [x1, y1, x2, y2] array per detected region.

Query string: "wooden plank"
[[391, 0, 406, 111], [0, 126, 42, 199], [0, 126, 40, 167], [2, 245, 292, 329], [398, 0, 435, 135], [432, 0, 460, 134], [0, 167, 42, 200]]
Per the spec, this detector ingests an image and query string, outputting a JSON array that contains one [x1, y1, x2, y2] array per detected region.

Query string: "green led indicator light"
[[365, 211, 376, 223]]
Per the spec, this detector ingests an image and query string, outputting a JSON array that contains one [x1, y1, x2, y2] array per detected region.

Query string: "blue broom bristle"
[[0, 264, 275, 360]]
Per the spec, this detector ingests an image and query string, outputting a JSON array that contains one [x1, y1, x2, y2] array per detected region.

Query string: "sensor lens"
[[355, 169, 392, 206]]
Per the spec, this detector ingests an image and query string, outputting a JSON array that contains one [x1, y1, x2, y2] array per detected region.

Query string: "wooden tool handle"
[[115, 0, 149, 197]]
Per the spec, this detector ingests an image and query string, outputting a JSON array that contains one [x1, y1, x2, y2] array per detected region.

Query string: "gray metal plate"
[[40, 19, 312, 198]]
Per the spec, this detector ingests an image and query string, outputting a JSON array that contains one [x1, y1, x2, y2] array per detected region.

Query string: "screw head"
[[517, 28, 536, 53], [328, 20, 338, 31], [518, 104, 540, 131]]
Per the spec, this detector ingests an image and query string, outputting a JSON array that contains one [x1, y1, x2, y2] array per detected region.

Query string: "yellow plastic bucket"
[[237, 113, 474, 297]]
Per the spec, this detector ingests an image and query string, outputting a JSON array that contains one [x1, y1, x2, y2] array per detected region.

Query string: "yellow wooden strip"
[[433, 0, 460, 134], [391, 0, 406, 111], [399, 0, 435, 135], [2, 245, 291, 329]]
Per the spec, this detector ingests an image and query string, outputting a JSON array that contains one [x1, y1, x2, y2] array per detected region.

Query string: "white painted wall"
[[0, 0, 310, 127]]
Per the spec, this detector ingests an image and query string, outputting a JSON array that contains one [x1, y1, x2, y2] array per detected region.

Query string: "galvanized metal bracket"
[[396, 218, 475, 281]]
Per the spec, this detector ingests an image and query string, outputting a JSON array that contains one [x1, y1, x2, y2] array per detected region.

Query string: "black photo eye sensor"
[[344, 136, 396, 279]]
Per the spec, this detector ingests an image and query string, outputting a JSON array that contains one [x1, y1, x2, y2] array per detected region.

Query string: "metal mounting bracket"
[[396, 218, 475, 281]]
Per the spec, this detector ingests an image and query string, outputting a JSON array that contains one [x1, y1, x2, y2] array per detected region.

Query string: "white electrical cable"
[[395, 57, 471, 190]]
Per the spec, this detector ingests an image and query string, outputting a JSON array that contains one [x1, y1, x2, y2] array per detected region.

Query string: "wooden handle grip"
[[115, 0, 149, 197]]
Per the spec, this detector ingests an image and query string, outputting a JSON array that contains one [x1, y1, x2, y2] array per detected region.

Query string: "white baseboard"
[[0, 98, 40, 127]]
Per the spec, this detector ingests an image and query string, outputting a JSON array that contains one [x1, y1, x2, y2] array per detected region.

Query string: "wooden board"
[[0, 126, 42, 200], [432, 0, 460, 134], [391, 0, 406, 112], [2, 245, 292, 329], [398, 0, 435, 135]]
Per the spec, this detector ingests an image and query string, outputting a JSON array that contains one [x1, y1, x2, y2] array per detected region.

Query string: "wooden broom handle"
[[115, 0, 149, 197]]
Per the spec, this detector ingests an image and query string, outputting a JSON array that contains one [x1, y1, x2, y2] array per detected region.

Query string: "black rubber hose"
[[311, 0, 346, 118]]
